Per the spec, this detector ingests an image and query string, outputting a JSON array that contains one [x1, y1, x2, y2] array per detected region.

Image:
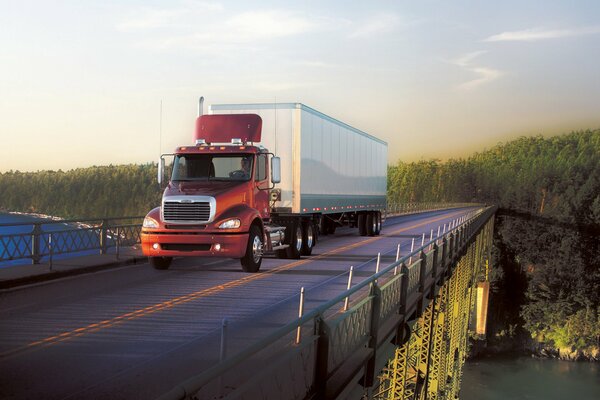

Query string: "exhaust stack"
[[198, 96, 204, 117]]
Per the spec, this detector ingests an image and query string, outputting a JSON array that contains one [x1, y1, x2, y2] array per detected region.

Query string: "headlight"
[[218, 218, 241, 229], [143, 216, 159, 228]]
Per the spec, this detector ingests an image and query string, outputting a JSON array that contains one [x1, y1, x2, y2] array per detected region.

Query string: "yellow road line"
[[2, 210, 464, 358]]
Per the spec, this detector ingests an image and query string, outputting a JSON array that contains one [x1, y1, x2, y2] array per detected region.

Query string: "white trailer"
[[209, 103, 388, 219]]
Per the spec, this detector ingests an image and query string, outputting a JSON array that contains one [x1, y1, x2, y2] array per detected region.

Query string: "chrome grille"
[[163, 201, 211, 223]]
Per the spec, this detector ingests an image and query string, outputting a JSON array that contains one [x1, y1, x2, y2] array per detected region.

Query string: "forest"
[[0, 164, 160, 218], [388, 129, 600, 359], [1, 129, 599, 357]]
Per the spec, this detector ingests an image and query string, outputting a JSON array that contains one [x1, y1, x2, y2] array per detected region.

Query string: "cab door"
[[253, 153, 270, 219]]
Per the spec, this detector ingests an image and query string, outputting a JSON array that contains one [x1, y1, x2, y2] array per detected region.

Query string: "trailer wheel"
[[150, 256, 172, 270], [319, 217, 328, 236], [358, 213, 367, 236], [374, 211, 382, 235], [286, 223, 303, 259], [301, 221, 315, 256], [366, 212, 376, 236], [241, 225, 263, 272]]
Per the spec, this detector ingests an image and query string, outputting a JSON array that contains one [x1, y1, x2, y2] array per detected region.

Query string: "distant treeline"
[[0, 164, 161, 219], [389, 129, 600, 358]]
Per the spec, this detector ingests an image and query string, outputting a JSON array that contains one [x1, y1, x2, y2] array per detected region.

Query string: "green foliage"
[[0, 164, 161, 219], [389, 129, 600, 354]]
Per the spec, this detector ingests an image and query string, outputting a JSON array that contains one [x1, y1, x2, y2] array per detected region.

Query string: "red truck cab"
[[141, 112, 284, 272]]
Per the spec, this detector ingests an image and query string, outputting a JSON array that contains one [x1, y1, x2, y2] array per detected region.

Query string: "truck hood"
[[163, 180, 245, 197]]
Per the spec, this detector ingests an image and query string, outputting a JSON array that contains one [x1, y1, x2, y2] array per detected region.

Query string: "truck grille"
[[163, 201, 211, 223]]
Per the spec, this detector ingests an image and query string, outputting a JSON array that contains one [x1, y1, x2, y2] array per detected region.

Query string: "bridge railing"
[[0, 203, 480, 266], [385, 202, 479, 217], [0, 216, 143, 265], [158, 205, 497, 400]]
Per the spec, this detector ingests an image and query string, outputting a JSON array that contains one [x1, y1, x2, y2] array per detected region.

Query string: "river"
[[461, 356, 600, 399], [0, 212, 100, 267]]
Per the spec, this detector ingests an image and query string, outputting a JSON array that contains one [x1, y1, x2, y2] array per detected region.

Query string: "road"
[[0, 208, 476, 400]]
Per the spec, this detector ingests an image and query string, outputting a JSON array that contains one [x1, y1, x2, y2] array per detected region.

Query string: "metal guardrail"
[[158, 206, 496, 400], [386, 202, 479, 217], [0, 217, 143, 265], [0, 204, 479, 266]]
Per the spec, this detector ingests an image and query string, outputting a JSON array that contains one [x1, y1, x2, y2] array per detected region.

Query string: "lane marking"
[[1, 210, 466, 358]]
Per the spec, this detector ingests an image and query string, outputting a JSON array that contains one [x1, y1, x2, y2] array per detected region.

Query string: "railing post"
[[31, 223, 41, 264], [441, 237, 448, 275], [431, 243, 438, 280], [418, 250, 427, 293], [100, 219, 108, 255], [314, 315, 330, 398], [49, 232, 53, 270], [296, 287, 305, 344], [400, 263, 409, 309], [116, 226, 120, 259], [395, 263, 409, 344], [362, 283, 381, 387]]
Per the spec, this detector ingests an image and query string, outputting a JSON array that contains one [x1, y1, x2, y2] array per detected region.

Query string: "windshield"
[[171, 154, 254, 182]]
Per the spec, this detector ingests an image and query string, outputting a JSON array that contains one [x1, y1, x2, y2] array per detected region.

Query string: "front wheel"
[[150, 256, 172, 270], [241, 226, 263, 272]]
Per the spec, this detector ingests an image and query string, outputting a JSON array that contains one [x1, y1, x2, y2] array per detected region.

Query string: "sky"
[[1, 0, 599, 172]]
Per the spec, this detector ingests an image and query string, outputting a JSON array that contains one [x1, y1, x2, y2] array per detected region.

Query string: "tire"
[[358, 213, 367, 236], [241, 225, 263, 272], [150, 256, 172, 270], [374, 211, 382, 235], [286, 222, 303, 259], [300, 221, 315, 256], [319, 217, 328, 236], [366, 212, 375, 236]]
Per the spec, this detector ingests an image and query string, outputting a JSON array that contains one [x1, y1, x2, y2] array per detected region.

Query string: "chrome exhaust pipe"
[[198, 96, 204, 117]]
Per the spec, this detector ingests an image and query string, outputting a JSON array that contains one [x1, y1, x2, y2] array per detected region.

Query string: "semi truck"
[[141, 99, 388, 272]]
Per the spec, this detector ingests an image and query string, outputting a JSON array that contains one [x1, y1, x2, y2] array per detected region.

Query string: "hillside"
[[388, 129, 600, 359]]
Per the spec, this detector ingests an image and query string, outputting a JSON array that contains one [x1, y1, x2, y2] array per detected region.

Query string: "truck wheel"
[[301, 221, 315, 256], [150, 256, 172, 270], [374, 211, 382, 235], [319, 217, 328, 236], [241, 225, 263, 272], [358, 213, 367, 236], [366, 212, 376, 236], [286, 223, 303, 259]]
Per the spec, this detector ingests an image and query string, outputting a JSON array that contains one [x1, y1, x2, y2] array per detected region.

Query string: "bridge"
[[0, 204, 495, 400]]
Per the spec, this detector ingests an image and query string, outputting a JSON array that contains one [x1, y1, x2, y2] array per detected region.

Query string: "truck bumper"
[[141, 231, 249, 258]]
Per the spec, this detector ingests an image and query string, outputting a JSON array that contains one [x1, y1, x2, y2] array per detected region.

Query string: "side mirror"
[[158, 157, 165, 186], [271, 156, 281, 184]]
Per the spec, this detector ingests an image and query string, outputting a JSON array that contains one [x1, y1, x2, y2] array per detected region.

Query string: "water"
[[0, 212, 101, 267], [461, 356, 600, 400]]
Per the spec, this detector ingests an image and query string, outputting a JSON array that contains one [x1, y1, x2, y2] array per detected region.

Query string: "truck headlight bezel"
[[218, 218, 241, 229], [143, 216, 159, 228]]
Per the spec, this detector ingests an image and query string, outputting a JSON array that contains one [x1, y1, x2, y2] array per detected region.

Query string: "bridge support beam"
[[374, 217, 494, 400]]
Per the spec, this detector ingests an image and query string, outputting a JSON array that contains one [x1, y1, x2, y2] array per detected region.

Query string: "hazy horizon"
[[1, 1, 599, 172]]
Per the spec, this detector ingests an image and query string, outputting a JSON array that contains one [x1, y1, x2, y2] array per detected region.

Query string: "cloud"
[[350, 13, 401, 38], [117, 5, 332, 53], [452, 51, 488, 67], [484, 26, 600, 42], [225, 10, 317, 39], [450, 51, 503, 90], [116, 2, 224, 31]]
